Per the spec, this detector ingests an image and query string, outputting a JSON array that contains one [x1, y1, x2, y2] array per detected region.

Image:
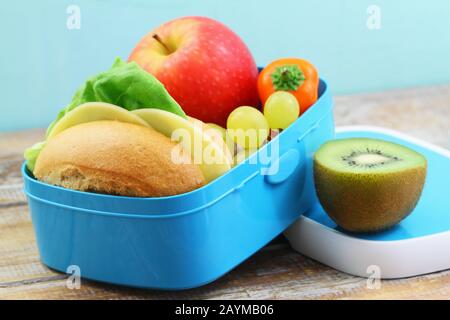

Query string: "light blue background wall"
[[2, 0, 450, 131]]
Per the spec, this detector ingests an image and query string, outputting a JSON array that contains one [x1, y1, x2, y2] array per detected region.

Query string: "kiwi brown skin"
[[313, 159, 427, 233]]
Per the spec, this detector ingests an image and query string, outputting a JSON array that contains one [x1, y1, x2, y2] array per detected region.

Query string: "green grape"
[[226, 106, 269, 149], [263, 91, 300, 129]]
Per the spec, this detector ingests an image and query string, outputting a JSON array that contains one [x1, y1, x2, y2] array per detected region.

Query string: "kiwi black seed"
[[313, 138, 427, 233]]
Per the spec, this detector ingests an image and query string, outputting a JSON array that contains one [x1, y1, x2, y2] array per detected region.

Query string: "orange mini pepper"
[[258, 58, 319, 114]]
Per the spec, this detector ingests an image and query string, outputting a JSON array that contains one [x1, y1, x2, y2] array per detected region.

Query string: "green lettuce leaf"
[[24, 141, 46, 172], [46, 57, 185, 135], [25, 57, 186, 171]]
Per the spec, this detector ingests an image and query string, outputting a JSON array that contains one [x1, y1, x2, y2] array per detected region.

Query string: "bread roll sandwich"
[[34, 121, 205, 197]]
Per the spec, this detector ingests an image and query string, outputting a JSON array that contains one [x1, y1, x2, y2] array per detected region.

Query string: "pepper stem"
[[270, 65, 306, 91]]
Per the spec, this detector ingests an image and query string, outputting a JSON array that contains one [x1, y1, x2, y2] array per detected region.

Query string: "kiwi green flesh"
[[314, 138, 426, 174], [313, 138, 427, 233]]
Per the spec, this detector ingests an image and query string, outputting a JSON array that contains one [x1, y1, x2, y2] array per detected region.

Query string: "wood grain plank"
[[1, 241, 449, 300], [0, 85, 449, 299], [334, 84, 450, 149]]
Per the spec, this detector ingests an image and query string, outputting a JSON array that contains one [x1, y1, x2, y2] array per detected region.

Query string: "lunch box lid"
[[285, 125, 450, 279]]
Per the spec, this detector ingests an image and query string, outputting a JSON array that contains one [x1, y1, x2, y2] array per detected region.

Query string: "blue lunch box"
[[22, 79, 334, 290]]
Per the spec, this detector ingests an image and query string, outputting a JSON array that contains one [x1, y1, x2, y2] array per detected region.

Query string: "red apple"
[[128, 16, 259, 126]]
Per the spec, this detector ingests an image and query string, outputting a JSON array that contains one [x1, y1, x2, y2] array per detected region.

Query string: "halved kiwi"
[[314, 138, 427, 233]]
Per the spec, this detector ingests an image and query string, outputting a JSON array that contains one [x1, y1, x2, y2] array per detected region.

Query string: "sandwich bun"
[[34, 120, 205, 197]]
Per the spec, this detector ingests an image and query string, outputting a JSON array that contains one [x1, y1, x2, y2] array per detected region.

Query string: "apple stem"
[[152, 34, 172, 54]]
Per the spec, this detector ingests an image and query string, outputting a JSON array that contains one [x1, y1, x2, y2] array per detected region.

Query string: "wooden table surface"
[[1, 84, 449, 300]]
